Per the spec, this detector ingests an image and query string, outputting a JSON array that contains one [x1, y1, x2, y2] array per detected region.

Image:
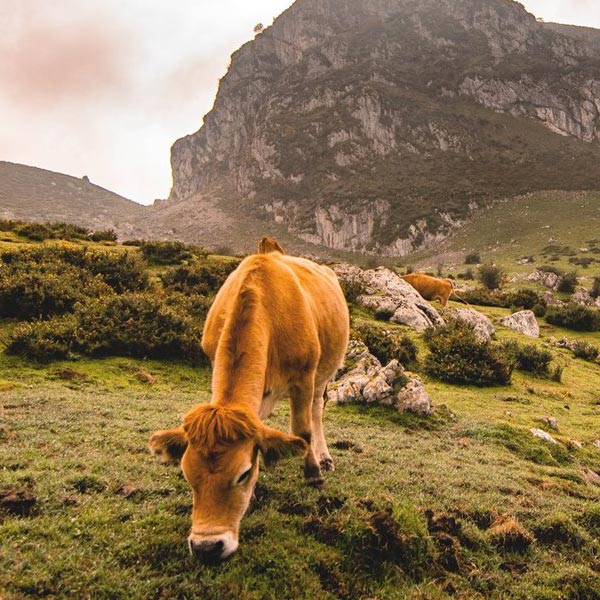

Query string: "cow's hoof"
[[320, 458, 335, 472], [307, 476, 326, 489]]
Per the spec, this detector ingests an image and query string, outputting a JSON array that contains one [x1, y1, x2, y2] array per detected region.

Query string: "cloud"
[[0, 3, 134, 109]]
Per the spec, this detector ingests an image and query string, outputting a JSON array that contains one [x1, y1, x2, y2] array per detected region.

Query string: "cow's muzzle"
[[188, 531, 238, 562]]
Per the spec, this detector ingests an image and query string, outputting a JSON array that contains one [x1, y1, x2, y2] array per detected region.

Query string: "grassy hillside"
[[0, 162, 147, 238], [409, 190, 600, 278], [1, 230, 599, 599]]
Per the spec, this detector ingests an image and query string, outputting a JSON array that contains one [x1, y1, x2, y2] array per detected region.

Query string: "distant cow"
[[402, 273, 454, 308], [149, 237, 349, 561]]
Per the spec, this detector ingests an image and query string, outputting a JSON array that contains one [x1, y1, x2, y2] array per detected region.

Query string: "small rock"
[[594, 440, 600, 449], [363, 375, 394, 405], [530, 428, 557, 444], [499, 310, 539, 338], [396, 376, 434, 415], [570, 440, 583, 449], [537, 416, 558, 430]]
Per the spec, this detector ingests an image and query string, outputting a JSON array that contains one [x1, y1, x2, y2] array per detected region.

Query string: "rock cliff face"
[[168, 0, 600, 255]]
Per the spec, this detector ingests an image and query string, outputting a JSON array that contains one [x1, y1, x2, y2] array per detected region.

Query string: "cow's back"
[[202, 253, 349, 382]]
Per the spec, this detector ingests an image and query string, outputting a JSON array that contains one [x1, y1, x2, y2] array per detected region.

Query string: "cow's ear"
[[149, 427, 188, 464], [258, 426, 307, 468]]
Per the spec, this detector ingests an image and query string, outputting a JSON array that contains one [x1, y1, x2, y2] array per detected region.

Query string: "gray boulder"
[[333, 264, 443, 331], [499, 310, 539, 338], [530, 428, 557, 444], [527, 269, 559, 290], [327, 342, 434, 415], [396, 376, 434, 415], [451, 307, 495, 340]]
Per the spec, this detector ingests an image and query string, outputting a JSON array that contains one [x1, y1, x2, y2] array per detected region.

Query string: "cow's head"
[[149, 404, 307, 561]]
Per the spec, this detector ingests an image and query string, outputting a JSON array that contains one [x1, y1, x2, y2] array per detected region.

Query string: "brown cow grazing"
[[149, 237, 349, 561], [401, 273, 454, 308]]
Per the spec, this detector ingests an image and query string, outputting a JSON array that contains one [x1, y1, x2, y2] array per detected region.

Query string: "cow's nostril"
[[190, 539, 225, 560]]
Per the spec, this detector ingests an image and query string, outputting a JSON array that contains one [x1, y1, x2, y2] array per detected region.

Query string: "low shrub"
[[455, 287, 501, 307], [532, 303, 547, 317], [504, 288, 545, 311], [339, 277, 366, 305], [160, 258, 240, 296], [477, 264, 505, 291], [0, 261, 111, 319], [502, 341, 553, 377], [424, 319, 513, 386], [89, 229, 118, 242], [138, 240, 207, 265], [571, 340, 599, 362], [0, 246, 149, 294], [74, 293, 206, 362], [6, 317, 76, 362], [354, 321, 417, 366], [464, 252, 481, 265], [546, 304, 600, 332], [15, 221, 90, 241], [557, 271, 578, 293], [591, 277, 600, 299]]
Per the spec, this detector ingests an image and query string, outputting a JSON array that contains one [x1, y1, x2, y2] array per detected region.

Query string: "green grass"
[[409, 190, 600, 278], [2, 306, 600, 599], [1, 233, 600, 599]]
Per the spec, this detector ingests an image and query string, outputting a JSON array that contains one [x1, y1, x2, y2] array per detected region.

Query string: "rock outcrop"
[[165, 0, 600, 254], [499, 310, 540, 338], [327, 340, 433, 415], [333, 264, 444, 331], [527, 269, 560, 290]]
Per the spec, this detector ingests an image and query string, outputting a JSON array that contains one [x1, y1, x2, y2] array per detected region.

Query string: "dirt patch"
[[488, 516, 534, 553], [312, 559, 349, 599], [54, 368, 87, 381], [135, 368, 157, 385], [332, 439, 363, 453], [316, 495, 346, 515], [0, 487, 36, 516], [301, 515, 346, 546], [70, 476, 107, 494], [425, 510, 466, 574], [115, 484, 142, 499]]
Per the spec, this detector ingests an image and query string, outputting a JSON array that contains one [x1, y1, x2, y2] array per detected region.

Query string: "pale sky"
[[1, 1, 599, 205]]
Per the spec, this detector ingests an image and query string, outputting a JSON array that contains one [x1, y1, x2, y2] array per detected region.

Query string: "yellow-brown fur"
[[401, 273, 454, 308], [150, 237, 349, 560]]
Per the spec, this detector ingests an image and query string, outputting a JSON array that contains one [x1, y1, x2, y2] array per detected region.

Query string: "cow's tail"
[[450, 281, 473, 309], [257, 237, 285, 254]]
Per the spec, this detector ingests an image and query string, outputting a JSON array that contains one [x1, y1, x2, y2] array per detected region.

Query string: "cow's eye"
[[236, 468, 253, 485]]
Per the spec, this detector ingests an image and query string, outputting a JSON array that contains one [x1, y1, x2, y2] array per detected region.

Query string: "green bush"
[[477, 264, 505, 291], [1, 246, 149, 294], [557, 271, 578, 293], [504, 288, 545, 310], [532, 303, 547, 317], [354, 321, 417, 366], [89, 229, 118, 242], [546, 304, 600, 331], [74, 293, 206, 362], [502, 341, 553, 377], [138, 240, 208, 265], [571, 340, 599, 362], [464, 252, 481, 264], [591, 277, 600, 299], [6, 317, 76, 362], [0, 261, 111, 319], [160, 258, 240, 296], [339, 277, 366, 305], [15, 221, 90, 241], [424, 318, 512, 386], [455, 287, 502, 307]]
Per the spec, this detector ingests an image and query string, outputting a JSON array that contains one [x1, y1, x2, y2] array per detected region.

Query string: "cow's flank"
[[150, 237, 349, 561], [402, 273, 454, 308]]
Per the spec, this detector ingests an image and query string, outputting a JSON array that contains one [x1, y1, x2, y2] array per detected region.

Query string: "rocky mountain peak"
[[167, 0, 600, 256]]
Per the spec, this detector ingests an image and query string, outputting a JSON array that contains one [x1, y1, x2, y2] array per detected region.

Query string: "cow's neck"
[[211, 285, 268, 415]]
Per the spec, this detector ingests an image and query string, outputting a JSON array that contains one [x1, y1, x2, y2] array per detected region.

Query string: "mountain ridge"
[[166, 0, 600, 256]]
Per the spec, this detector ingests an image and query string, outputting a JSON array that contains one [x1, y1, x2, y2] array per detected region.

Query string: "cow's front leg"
[[312, 383, 334, 472], [289, 376, 324, 487]]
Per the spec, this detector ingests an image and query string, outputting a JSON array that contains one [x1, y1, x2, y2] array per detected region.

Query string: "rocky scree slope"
[[168, 0, 600, 256]]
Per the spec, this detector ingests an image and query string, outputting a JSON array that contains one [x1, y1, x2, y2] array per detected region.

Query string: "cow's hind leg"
[[289, 374, 324, 487], [312, 382, 334, 472]]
